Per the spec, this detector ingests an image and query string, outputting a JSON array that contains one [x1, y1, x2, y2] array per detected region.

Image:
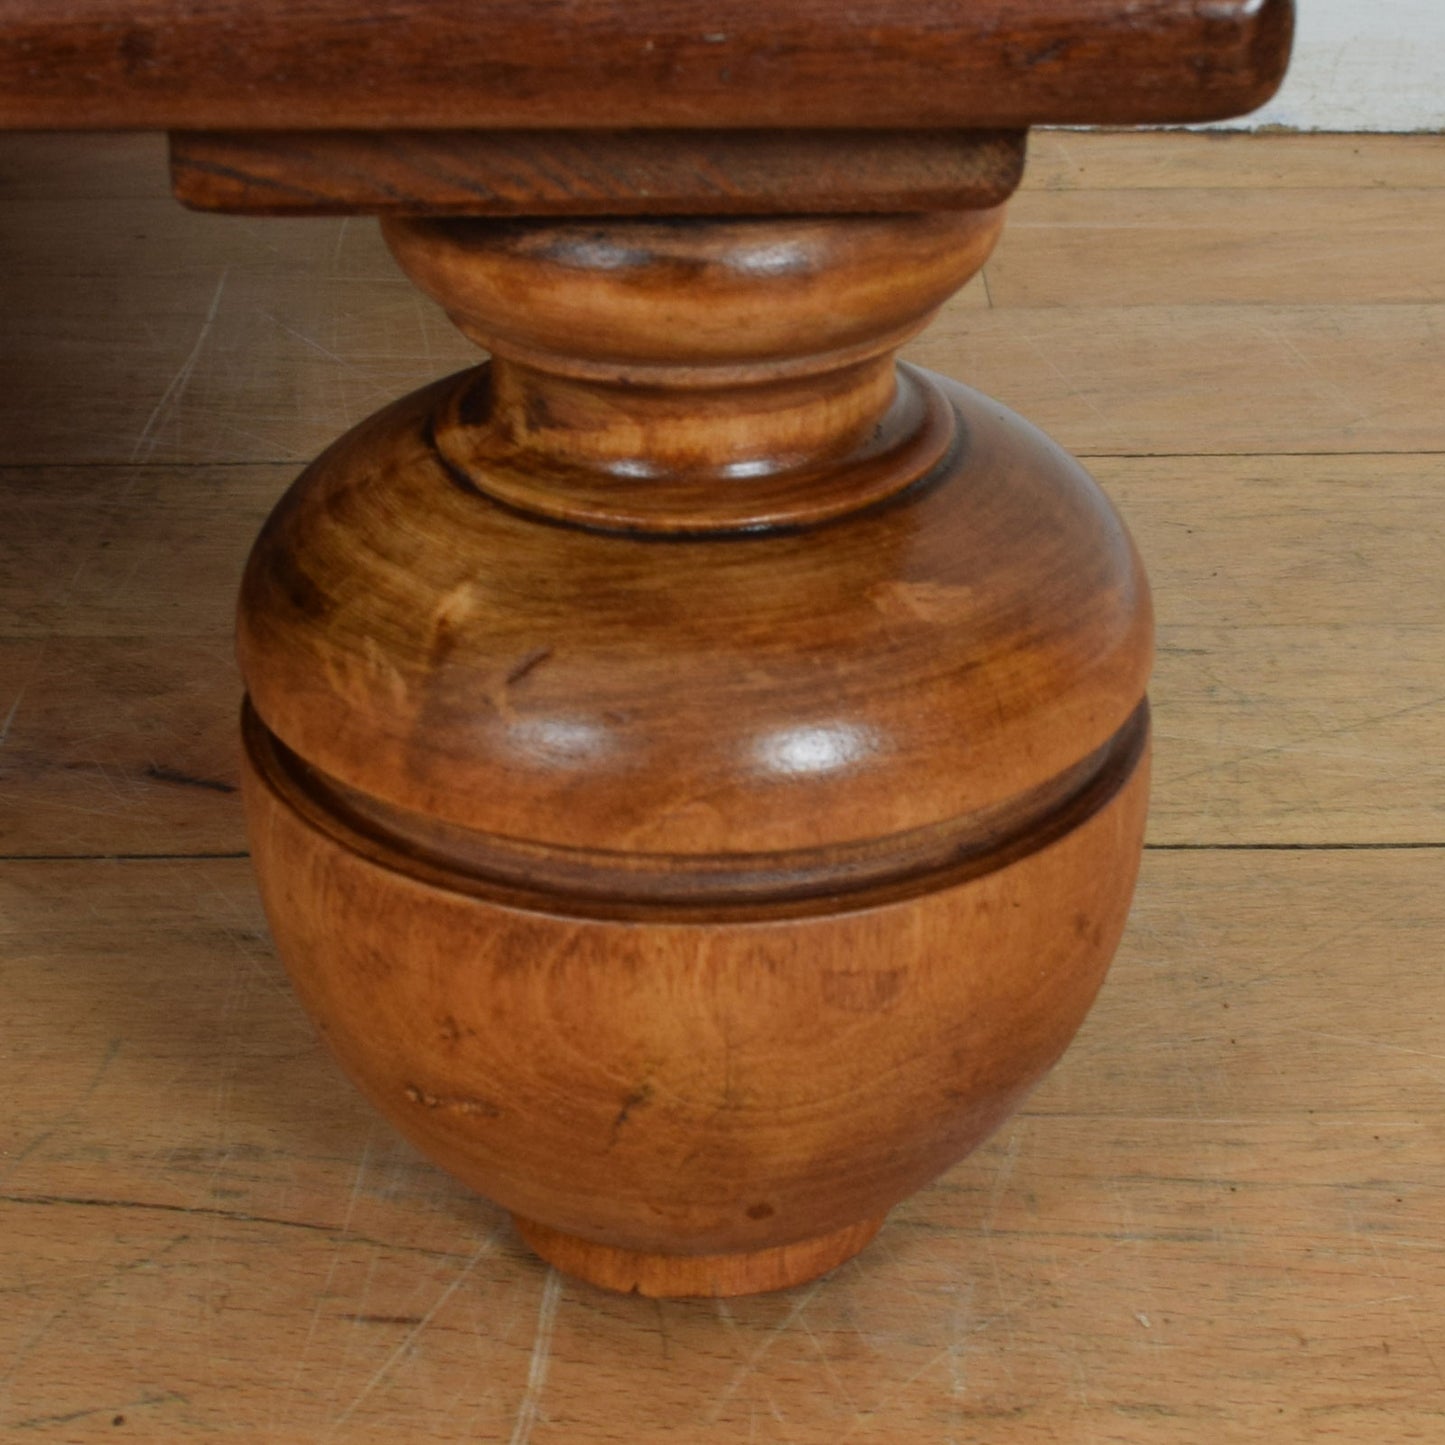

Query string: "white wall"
[[1210, 0, 1445, 132]]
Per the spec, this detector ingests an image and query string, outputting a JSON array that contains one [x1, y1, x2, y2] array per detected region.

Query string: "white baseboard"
[[1200, 0, 1445, 133]]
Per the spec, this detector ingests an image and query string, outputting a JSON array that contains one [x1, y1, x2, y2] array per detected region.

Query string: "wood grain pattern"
[[3, 850, 1442, 1437], [0, 0, 1293, 131], [6, 455, 1440, 858], [3, 134, 1442, 862], [229, 205, 1152, 1291], [1025, 130, 1445, 192], [237, 366, 1148, 854], [5, 248, 1438, 467], [4, 127, 1443, 1425], [171, 128, 1028, 217], [18, 131, 1445, 207], [17, 130, 1445, 205], [246, 705, 1147, 1290]]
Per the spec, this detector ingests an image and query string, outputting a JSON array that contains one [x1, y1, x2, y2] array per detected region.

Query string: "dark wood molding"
[[1, 0, 1293, 131], [171, 128, 1028, 216]]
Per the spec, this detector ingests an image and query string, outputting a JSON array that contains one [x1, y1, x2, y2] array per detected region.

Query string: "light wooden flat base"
[[512, 1214, 888, 1298]]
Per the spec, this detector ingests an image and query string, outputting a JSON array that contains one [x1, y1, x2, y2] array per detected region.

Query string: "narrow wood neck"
[[384, 210, 1004, 533], [482, 352, 901, 483]]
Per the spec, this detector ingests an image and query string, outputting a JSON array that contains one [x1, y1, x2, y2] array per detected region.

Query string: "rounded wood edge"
[[169, 128, 1029, 217], [3, 1, 1295, 131], [513, 1213, 887, 1298], [242, 696, 1149, 922], [242, 708, 1150, 1261], [429, 362, 959, 535], [380, 209, 1004, 379], [237, 367, 1152, 855]]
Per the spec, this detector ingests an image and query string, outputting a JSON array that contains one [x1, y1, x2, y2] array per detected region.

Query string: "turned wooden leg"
[[235, 206, 1151, 1296], [0, 0, 1293, 1314]]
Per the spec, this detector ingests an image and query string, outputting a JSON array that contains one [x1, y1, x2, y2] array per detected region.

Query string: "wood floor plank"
[[911, 302, 1445, 457], [0, 637, 244, 856], [6, 131, 1443, 208], [989, 188, 1445, 307], [0, 267, 475, 468], [5, 280, 1439, 462], [0, 464, 274, 640], [0, 132, 168, 201], [2, 156, 1440, 463], [1024, 130, 1445, 192], [1108, 452, 1445, 845], [1111, 454, 1445, 631], [1150, 623, 1445, 845], [1, 851, 1441, 1441], [12, 619, 1438, 854], [4, 451, 1442, 853], [0, 196, 409, 279], [0, 464, 265, 855], [3, 127, 1441, 1445]]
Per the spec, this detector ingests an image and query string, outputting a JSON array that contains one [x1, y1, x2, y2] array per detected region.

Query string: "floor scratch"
[[129, 267, 230, 463], [274, 1129, 375, 1434], [0, 1038, 121, 1188], [0, 686, 26, 748], [507, 1267, 564, 1445], [326, 1232, 497, 1435], [705, 1278, 825, 1424]]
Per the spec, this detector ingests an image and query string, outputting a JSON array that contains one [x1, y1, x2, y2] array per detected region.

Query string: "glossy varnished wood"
[[11, 446, 1445, 856], [0, 0, 1292, 131], [244, 714, 1147, 1291], [239, 370, 1150, 858], [235, 209, 1153, 1292]]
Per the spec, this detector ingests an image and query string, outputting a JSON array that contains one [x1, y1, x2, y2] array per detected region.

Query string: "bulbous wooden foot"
[[238, 210, 1152, 1296]]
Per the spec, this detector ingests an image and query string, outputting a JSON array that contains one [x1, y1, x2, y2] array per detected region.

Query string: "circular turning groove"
[[428, 362, 963, 536], [243, 697, 1149, 923]]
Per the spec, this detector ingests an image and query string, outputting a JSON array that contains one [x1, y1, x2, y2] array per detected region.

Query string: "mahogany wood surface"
[[170, 128, 1028, 217], [0, 0, 1293, 131]]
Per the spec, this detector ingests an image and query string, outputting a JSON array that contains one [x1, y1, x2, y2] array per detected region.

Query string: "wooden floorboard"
[[991, 189, 1445, 307], [1023, 131, 1445, 192], [1, 852, 1442, 1441], [3, 287, 1440, 464], [4, 135, 1445, 466], [4, 452, 1440, 852], [2, 131, 1443, 1440]]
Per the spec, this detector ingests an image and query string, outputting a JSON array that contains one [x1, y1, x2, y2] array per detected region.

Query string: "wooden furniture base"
[[512, 1213, 889, 1299], [2, 0, 1292, 1301], [236, 210, 1152, 1295]]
